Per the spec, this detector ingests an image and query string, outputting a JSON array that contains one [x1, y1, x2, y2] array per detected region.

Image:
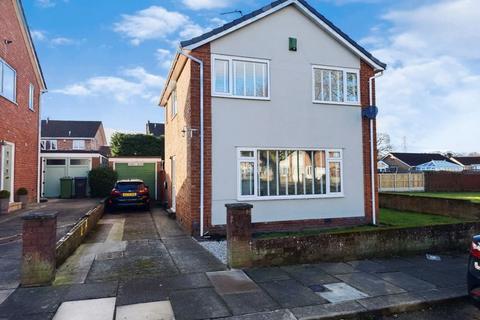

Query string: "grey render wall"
[[210, 5, 365, 225]]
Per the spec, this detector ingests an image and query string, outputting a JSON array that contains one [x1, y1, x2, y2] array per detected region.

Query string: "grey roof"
[[390, 152, 456, 167], [180, 0, 386, 70], [41, 120, 102, 138], [452, 156, 480, 166], [146, 122, 165, 137]]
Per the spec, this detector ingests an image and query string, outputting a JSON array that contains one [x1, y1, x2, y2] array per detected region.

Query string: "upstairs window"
[[170, 89, 177, 118], [313, 66, 359, 104], [0, 59, 16, 103], [73, 140, 85, 150], [29, 83, 35, 111], [212, 54, 269, 99], [41, 140, 57, 151]]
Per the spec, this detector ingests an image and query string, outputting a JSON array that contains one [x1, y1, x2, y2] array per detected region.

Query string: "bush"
[[88, 167, 118, 197], [110, 133, 164, 158], [16, 188, 28, 196], [0, 190, 10, 199]]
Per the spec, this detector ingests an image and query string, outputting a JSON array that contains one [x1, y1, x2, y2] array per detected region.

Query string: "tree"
[[377, 133, 393, 159], [110, 133, 164, 157]]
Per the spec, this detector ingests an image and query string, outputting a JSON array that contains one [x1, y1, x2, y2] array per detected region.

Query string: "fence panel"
[[379, 173, 424, 192]]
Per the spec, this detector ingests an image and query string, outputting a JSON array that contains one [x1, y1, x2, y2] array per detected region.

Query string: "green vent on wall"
[[289, 37, 297, 51]]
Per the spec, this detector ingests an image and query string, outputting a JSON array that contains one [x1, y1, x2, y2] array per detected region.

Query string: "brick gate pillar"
[[226, 203, 253, 268], [21, 212, 57, 287]]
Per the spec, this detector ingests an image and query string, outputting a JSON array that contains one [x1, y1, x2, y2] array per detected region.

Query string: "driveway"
[[0, 198, 101, 301]]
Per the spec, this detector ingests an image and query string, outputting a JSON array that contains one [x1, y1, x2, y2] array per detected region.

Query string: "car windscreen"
[[116, 183, 144, 192]]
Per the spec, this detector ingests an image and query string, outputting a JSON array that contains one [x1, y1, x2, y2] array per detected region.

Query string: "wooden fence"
[[378, 173, 425, 192]]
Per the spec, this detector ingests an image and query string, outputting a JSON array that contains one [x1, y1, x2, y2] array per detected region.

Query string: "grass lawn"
[[398, 192, 480, 203], [255, 208, 466, 239]]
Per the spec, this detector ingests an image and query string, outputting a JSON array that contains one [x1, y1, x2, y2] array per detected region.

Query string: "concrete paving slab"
[[64, 281, 118, 301], [117, 277, 170, 306], [124, 240, 171, 257], [218, 309, 296, 320], [336, 272, 406, 296], [280, 265, 338, 286], [259, 279, 327, 308], [313, 262, 358, 275], [290, 300, 366, 320], [163, 273, 212, 290], [244, 267, 291, 283], [346, 260, 388, 273], [169, 287, 231, 320], [0, 289, 14, 305], [418, 285, 468, 302], [317, 282, 369, 303], [116, 301, 174, 320], [371, 258, 415, 271], [377, 272, 437, 292], [221, 290, 280, 315], [52, 297, 116, 320], [356, 292, 426, 312], [207, 270, 259, 295], [151, 209, 186, 239], [399, 267, 463, 288]]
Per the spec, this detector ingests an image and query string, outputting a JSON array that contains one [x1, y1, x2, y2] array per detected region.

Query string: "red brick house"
[[40, 120, 108, 198], [0, 0, 47, 206], [159, 0, 386, 236]]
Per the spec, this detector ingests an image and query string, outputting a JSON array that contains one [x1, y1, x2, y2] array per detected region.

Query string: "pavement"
[[0, 206, 473, 320], [0, 198, 101, 305]]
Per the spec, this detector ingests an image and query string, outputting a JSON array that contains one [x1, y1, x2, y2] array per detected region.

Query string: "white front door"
[[171, 156, 176, 212], [1, 143, 14, 202]]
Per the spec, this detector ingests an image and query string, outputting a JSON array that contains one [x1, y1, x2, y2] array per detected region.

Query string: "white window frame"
[[312, 65, 360, 106], [28, 83, 35, 111], [170, 88, 177, 118], [237, 147, 344, 201], [0, 58, 17, 103], [72, 140, 85, 150], [41, 140, 57, 151], [211, 54, 270, 100]]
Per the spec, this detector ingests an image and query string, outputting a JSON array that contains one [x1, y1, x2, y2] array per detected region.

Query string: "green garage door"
[[115, 163, 156, 199]]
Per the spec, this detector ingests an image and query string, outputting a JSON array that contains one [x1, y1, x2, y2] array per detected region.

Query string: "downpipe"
[[177, 49, 205, 237], [368, 71, 383, 225]]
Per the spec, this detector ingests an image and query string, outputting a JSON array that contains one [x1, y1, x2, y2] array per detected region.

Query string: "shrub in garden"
[[88, 167, 118, 197]]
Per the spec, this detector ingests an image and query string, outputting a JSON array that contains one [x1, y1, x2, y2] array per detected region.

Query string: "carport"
[[109, 157, 163, 200]]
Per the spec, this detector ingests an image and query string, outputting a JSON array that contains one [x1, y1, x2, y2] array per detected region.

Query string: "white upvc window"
[[41, 140, 57, 151], [212, 54, 270, 100], [170, 88, 177, 118], [0, 58, 17, 103], [73, 140, 85, 150], [312, 65, 360, 105], [237, 147, 343, 200], [28, 83, 35, 111]]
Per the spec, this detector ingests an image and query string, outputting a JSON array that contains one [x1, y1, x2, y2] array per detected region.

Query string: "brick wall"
[[55, 139, 95, 151], [360, 61, 379, 224], [0, 0, 43, 202]]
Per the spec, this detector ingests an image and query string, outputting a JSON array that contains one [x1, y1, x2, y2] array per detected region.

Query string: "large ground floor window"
[[237, 148, 343, 200]]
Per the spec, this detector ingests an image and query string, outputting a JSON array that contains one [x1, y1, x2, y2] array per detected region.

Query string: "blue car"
[[468, 234, 480, 303], [107, 179, 151, 211]]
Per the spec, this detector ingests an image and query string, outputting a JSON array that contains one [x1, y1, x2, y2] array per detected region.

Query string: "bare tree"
[[377, 133, 393, 159]]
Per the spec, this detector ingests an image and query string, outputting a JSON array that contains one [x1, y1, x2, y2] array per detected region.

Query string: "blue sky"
[[24, 0, 480, 152]]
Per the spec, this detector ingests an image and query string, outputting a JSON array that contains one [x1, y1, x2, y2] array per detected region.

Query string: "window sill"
[[212, 94, 270, 101], [237, 193, 344, 201], [312, 100, 360, 107], [0, 94, 18, 106]]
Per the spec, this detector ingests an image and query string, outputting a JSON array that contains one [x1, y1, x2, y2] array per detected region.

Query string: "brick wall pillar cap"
[[225, 203, 253, 210], [22, 211, 58, 221]]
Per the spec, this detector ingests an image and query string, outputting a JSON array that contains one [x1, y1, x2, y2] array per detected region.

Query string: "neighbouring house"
[[451, 156, 480, 171], [158, 0, 386, 236], [0, 0, 47, 207], [146, 121, 165, 137], [40, 119, 108, 197], [379, 152, 462, 173]]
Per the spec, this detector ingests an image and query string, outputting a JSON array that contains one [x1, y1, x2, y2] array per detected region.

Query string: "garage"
[[42, 157, 91, 197], [110, 158, 163, 200]]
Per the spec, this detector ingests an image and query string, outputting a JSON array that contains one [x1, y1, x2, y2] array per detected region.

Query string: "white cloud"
[[182, 0, 231, 10], [35, 0, 56, 8], [156, 49, 173, 69], [370, 0, 480, 152], [29, 30, 81, 46], [53, 67, 165, 103], [31, 30, 47, 41], [113, 6, 204, 45], [50, 37, 75, 46]]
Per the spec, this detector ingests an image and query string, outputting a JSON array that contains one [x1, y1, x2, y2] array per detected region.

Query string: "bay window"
[[212, 54, 269, 99], [237, 148, 343, 199], [312, 66, 359, 104]]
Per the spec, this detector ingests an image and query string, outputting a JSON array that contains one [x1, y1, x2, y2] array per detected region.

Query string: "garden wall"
[[379, 193, 480, 220], [249, 222, 480, 266], [425, 172, 480, 192]]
